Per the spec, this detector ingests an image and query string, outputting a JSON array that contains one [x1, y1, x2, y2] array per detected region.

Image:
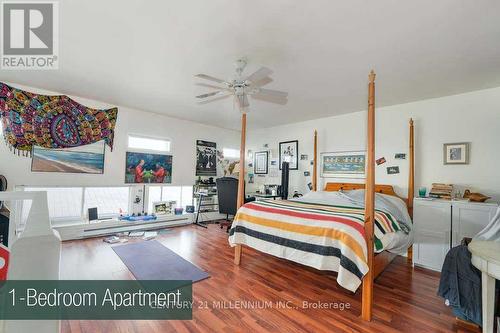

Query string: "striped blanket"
[[228, 200, 402, 292]]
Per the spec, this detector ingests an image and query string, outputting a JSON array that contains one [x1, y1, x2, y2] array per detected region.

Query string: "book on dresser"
[[429, 183, 453, 200], [412, 197, 498, 271]]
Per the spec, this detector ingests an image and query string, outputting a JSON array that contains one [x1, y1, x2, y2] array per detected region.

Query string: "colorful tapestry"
[[0, 82, 118, 156]]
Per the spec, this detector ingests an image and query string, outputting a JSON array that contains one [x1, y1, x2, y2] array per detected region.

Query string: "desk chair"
[[216, 177, 255, 232]]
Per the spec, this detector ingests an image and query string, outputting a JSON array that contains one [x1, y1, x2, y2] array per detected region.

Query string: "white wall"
[[246, 87, 500, 201], [0, 84, 240, 190]]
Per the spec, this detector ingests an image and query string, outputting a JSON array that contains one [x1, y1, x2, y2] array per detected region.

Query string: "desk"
[[251, 193, 281, 200], [469, 241, 500, 333]]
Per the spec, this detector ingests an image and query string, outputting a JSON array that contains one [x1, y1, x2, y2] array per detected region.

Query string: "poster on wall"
[[279, 140, 298, 170], [31, 140, 105, 174], [125, 152, 172, 183], [320, 151, 366, 178], [196, 140, 217, 176], [254, 151, 269, 174], [216, 150, 239, 177]]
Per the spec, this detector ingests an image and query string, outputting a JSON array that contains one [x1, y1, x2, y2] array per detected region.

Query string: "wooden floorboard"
[[60, 224, 480, 333]]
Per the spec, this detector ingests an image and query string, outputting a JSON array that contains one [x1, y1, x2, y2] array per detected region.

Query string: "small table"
[[251, 193, 281, 200], [469, 241, 500, 333]]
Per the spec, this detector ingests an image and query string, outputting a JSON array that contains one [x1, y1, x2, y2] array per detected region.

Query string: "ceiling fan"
[[194, 58, 288, 111]]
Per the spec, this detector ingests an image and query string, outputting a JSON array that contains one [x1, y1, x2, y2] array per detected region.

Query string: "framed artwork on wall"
[[196, 140, 217, 176], [125, 152, 172, 183], [320, 151, 366, 178], [254, 151, 269, 174], [443, 142, 470, 165], [279, 140, 298, 170], [31, 140, 105, 174]]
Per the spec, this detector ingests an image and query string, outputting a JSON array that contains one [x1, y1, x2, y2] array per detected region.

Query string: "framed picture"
[[254, 151, 269, 174], [443, 142, 470, 165], [279, 140, 298, 170], [387, 166, 400, 174], [125, 152, 172, 183], [153, 201, 175, 215], [320, 151, 366, 178], [394, 153, 406, 160], [31, 140, 105, 174], [376, 157, 386, 165], [196, 140, 217, 176]]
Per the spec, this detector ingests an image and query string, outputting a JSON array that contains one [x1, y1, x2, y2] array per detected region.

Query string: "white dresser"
[[413, 198, 498, 271]]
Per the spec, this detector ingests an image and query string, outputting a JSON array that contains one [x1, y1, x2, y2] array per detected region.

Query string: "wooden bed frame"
[[233, 71, 415, 321]]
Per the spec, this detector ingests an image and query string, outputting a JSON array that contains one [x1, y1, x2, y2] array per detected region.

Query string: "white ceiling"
[[2, 0, 500, 130]]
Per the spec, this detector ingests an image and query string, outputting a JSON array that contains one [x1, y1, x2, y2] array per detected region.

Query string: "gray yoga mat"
[[112, 240, 210, 283]]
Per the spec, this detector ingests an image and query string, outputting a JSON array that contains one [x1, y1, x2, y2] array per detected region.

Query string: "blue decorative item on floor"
[[119, 214, 157, 222]]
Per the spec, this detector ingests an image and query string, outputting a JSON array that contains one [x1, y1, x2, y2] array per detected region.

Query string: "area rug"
[[112, 240, 210, 283]]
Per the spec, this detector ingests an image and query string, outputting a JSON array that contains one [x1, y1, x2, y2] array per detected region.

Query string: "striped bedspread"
[[228, 200, 401, 292]]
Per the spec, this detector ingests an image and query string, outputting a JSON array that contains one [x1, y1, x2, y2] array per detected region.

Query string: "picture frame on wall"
[[279, 140, 298, 170], [31, 140, 106, 174], [254, 151, 269, 174], [125, 152, 173, 183], [443, 142, 470, 165], [320, 151, 366, 178], [196, 140, 217, 176]]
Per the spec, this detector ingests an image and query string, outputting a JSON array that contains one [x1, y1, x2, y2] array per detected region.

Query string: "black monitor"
[[88, 207, 98, 222]]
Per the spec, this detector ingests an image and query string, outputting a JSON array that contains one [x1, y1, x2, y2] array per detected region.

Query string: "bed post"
[[234, 112, 247, 265], [313, 130, 318, 191], [407, 118, 415, 263], [361, 70, 376, 321]]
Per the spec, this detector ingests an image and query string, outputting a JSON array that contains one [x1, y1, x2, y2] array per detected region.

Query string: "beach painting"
[[31, 141, 105, 174], [321, 151, 366, 178], [125, 152, 172, 184]]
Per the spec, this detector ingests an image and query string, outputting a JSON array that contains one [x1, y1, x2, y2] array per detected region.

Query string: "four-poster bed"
[[229, 71, 415, 321]]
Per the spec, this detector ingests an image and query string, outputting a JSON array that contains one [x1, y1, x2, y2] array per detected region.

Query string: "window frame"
[[17, 184, 193, 226], [18, 185, 133, 226], [127, 134, 172, 153]]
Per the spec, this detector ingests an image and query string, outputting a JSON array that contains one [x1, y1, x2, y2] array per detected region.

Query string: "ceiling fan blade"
[[251, 93, 288, 105], [256, 88, 288, 98], [245, 67, 273, 84], [196, 90, 226, 99], [249, 76, 273, 88], [195, 74, 228, 84], [195, 82, 226, 90], [197, 94, 231, 105]]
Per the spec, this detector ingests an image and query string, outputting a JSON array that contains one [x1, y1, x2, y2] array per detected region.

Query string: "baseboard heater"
[[83, 217, 188, 234]]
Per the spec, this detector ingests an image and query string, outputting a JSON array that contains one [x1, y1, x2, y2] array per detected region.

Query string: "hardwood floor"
[[60, 224, 479, 333]]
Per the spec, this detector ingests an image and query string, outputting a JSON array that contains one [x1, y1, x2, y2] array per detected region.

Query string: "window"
[[146, 186, 162, 214], [128, 135, 170, 152], [24, 187, 83, 225], [146, 186, 193, 212], [19, 185, 192, 226], [223, 148, 240, 159], [162, 186, 182, 207], [22, 186, 128, 226], [84, 187, 129, 218], [181, 186, 194, 208]]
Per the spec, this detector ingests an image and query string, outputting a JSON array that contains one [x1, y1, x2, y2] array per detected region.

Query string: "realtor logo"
[[1, 1, 59, 69]]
